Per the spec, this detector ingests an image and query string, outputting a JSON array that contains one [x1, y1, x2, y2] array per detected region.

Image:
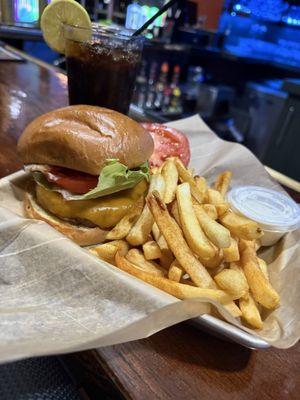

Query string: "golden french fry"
[[170, 200, 181, 226], [215, 204, 231, 217], [115, 252, 233, 303], [229, 261, 262, 327], [193, 204, 231, 249], [223, 237, 240, 262], [257, 258, 269, 281], [168, 260, 184, 282], [207, 189, 230, 216], [201, 204, 218, 220], [176, 183, 216, 258], [106, 197, 144, 240], [240, 243, 280, 309], [127, 174, 165, 246], [219, 211, 263, 240], [142, 241, 162, 260], [238, 239, 255, 252], [194, 176, 208, 203], [214, 269, 249, 299], [239, 294, 263, 329], [162, 159, 179, 204], [152, 223, 174, 269], [214, 171, 232, 197], [198, 250, 224, 269], [174, 158, 205, 204], [224, 302, 242, 318], [207, 188, 226, 202], [90, 240, 129, 265], [126, 248, 165, 277], [147, 192, 215, 288]]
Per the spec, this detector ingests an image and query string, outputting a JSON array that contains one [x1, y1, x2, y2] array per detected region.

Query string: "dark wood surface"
[[0, 44, 299, 400]]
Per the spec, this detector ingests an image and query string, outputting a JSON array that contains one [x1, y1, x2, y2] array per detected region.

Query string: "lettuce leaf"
[[33, 159, 149, 200]]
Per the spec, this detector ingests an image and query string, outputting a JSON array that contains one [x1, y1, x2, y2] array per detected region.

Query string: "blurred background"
[[0, 0, 299, 180]]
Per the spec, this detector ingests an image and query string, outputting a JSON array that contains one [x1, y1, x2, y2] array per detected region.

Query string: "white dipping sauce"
[[227, 186, 300, 246]]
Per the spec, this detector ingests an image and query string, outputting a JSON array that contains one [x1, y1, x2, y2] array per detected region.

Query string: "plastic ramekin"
[[227, 186, 300, 246]]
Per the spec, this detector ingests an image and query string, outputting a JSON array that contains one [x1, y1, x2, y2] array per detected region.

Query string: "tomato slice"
[[44, 167, 98, 194], [142, 123, 190, 167]]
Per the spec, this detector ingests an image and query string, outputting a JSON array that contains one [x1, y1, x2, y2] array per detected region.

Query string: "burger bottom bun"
[[24, 192, 108, 246]]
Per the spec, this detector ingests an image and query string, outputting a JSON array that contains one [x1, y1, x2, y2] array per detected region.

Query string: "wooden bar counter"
[[0, 44, 299, 400]]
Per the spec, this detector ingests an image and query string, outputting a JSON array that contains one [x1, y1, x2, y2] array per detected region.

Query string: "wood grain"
[[0, 45, 299, 400], [0, 45, 67, 177]]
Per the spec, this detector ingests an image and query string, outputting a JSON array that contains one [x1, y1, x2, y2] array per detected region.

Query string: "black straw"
[[132, 0, 178, 37]]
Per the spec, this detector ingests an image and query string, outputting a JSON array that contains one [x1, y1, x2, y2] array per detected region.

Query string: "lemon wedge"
[[41, 0, 92, 54]]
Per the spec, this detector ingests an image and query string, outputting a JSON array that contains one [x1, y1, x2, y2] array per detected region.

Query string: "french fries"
[[207, 189, 230, 217], [89, 240, 129, 265], [176, 183, 216, 258], [219, 211, 263, 240], [193, 204, 231, 249], [257, 258, 269, 281], [201, 204, 218, 220], [239, 294, 263, 329], [224, 302, 242, 318], [106, 197, 144, 240], [127, 174, 165, 246], [223, 237, 240, 262], [230, 261, 263, 329], [168, 260, 184, 282], [240, 242, 280, 309], [126, 249, 166, 277], [89, 160, 280, 331], [194, 176, 208, 203], [147, 192, 215, 288], [214, 171, 232, 197], [174, 158, 206, 203], [143, 241, 162, 260], [170, 200, 181, 226], [214, 269, 249, 299], [162, 159, 179, 204], [199, 250, 224, 270], [152, 223, 174, 269], [115, 252, 233, 303]]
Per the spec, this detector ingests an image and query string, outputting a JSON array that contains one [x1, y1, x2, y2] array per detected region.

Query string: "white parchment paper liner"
[[0, 115, 299, 363]]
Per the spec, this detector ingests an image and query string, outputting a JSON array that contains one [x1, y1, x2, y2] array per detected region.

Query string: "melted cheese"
[[36, 180, 148, 229]]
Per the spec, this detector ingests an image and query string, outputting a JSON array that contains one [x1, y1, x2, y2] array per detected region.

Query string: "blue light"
[[14, 0, 39, 23], [235, 4, 242, 11], [231, 12, 237, 17]]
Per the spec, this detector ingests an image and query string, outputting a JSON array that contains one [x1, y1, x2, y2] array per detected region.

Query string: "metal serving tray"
[[192, 315, 269, 349]]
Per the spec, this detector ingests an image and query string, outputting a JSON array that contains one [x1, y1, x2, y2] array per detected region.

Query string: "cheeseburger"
[[17, 105, 154, 246]]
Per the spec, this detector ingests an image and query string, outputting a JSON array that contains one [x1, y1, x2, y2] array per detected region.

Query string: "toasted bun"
[[24, 192, 108, 246], [18, 105, 154, 175]]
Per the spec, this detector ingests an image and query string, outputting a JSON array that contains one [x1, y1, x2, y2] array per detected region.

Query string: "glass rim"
[[63, 23, 144, 41]]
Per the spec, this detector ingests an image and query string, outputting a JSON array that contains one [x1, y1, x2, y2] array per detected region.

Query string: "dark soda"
[[65, 39, 142, 115]]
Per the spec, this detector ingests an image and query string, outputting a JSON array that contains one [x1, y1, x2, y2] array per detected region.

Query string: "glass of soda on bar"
[[64, 24, 144, 115]]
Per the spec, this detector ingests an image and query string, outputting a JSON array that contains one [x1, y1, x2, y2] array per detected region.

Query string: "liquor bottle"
[[162, 86, 172, 114], [170, 64, 181, 89], [125, 2, 142, 30], [145, 62, 158, 110], [154, 62, 169, 110], [169, 87, 183, 115]]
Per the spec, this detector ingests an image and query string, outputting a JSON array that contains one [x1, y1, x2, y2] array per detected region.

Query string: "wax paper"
[[0, 115, 299, 363]]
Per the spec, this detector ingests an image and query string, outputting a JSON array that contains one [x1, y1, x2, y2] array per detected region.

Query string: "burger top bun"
[[18, 105, 154, 175]]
